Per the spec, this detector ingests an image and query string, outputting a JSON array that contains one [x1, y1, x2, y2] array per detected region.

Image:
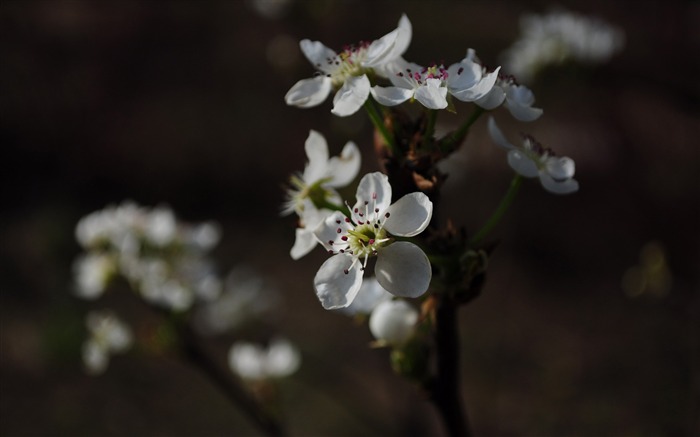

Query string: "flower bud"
[[369, 299, 418, 346]]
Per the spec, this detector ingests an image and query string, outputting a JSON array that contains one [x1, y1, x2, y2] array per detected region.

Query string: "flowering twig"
[[364, 97, 399, 156]]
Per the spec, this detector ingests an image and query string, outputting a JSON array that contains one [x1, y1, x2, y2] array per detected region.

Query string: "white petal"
[[375, 242, 431, 298], [265, 338, 301, 378], [300, 39, 337, 73], [314, 254, 364, 309], [475, 85, 506, 110], [82, 340, 109, 375], [540, 173, 580, 194], [446, 60, 481, 91], [414, 79, 448, 109], [368, 299, 418, 345], [302, 129, 329, 183], [363, 14, 412, 67], [450, 66, 501, 102], [386, 59, 424, 87], [340, 277, 392, 315], [507, 150, 540, 178], [371, 85, 414, 106], [313, 211, 349, 251], [285, 76, 332, 108], [506, 84, 536, 106], [326, 141, 361, 188], [384, 192, 433, 237], [487, 117, 516, 150], [331, 74, 370, 117], [355, 172, 392, 213], [545, 156, 576, 181], [290, 227, 319, 260], [505, 100, 543, 122]]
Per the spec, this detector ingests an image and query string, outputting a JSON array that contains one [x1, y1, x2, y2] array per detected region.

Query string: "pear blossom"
[[488, 117, 579, 194], [284, 14, 412, 116], [228, 337, 301, 381], [369, 299, 419, 346], [313, 172, 433, 310], [501, 9, 625, 83], [338, 276, 393, 316], [82, 310, 132, 375], [371, 56, 499, 109], [73, 253, 116, 300], [283, 130, 361, 260]]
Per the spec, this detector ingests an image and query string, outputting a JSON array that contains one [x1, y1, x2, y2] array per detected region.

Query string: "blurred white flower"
[[283, 130, 361, 260], [285, 14, 412, 116], [73, 253, 116, 300], [247, 0, 292, 20], [501, 9, 625, 83], [488, 117, 579, 194], [193, 266, 279, 335], [313, 172, 433, 310], [82, 310, 132, 375], [369, 299, 419, 346], [228, 338, 301, 381]]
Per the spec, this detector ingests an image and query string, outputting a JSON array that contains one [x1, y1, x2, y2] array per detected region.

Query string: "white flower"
[[82, 310, 132, 375], [284, 14, 412, 116], [369, 299, 419, 346], [228, 338, 301, 381], [371, 60, 449, 109], [313, 172, 433, 310], [73, 253, 116, 300], [488, 117, 579, 194], [501, 9, 625, 83], [372, 56, 499, 109], [283, 130, 361, 260]]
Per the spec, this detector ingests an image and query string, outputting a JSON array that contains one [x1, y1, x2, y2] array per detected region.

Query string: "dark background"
[[1, 0, 698, 435]]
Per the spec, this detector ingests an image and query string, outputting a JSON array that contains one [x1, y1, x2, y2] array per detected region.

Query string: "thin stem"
[[364, 97, 398, 156], [429, 295, 472, 437], [423, 109, 438, 150], [442, 106, 485, 152], [469, 174, 522, 246], [176, 321, 286, 437]]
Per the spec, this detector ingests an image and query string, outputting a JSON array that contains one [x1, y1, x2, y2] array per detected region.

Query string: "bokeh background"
[[1, 0, 698, 435]]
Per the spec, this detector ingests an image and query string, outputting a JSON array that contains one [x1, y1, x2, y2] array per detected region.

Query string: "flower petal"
[[371, 85, 413, 106], [375, 241, 431, 298], [326, 141, 361, 188], [545, 156, 576, 181], [302, 130, 329, 183], [539, 173, 580, 194], [368, 299, 418, 345], [355, 172, 392, 213], [384, 192, 433, 237], [504, 84, 542, 121], [285, 76, 332, 108], [290, 227, 318, 260], [313, 211, 349, 252], [314, 254, 364, 309], [340, 277, 392, 315], [363, 14, 412, 67], [331, 74, 370, 117], [507, 150, 540, 178], [505, 100, 543, 122], [487, 116, 516, 150], [300, 39, 337, 73], [475, 85, 506, 110], [414, 79, 448, 109], [450, 66, 501, 102]]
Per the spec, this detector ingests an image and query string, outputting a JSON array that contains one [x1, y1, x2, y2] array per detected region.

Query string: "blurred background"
[[1, 0, 698, 435]]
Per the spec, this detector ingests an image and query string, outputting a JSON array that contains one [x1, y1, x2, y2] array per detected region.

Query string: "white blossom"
[[369, 299, 419, 346], [313, 172, 433, 310], [228, 338, 301, 381], [82, 310, 132, 375], [285, 14, 412, 116], [73, 253, 116, 300], [488, 117, 579, 194]]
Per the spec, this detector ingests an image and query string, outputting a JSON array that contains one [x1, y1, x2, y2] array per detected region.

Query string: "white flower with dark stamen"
[[283, 130, 361, 260], [369, 299, 419, 346], [371, 60, 450, 109], [284, 14, 412, 116], [488, 117, 579, 194], [313, 172, 433, 310]]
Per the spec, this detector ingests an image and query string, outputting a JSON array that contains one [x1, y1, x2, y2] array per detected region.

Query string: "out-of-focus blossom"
[[73, 253, 116, 300], [313, 172, 433, 309], [82, 310, 132, 375], [247, 0, 292, 20], [228, 338, 301, 381], [194, 266, 280, 335], [285, 14, 412, 116], [488, 117, 579, 194], [369, 299, 419, 346], [282, 130, 361, 260], [501, 9, 625, 83]]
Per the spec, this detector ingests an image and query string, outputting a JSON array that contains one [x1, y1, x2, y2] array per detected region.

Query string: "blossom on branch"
[[488, 117, 579, 194], [313, 172, 433, 310]]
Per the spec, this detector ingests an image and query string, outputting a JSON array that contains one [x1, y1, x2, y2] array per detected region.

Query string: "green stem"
[[469, 174, 522, 246], [442, 106, 485, 152], [313, 197, 348, 217], [364, 97, 398, 156], [423, 109, 438, 150]]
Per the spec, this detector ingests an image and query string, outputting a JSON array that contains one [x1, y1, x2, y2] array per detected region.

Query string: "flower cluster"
[[228, 337, 301, 381], [500, 8, 625, 83], [82, 310, 133, 375]]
